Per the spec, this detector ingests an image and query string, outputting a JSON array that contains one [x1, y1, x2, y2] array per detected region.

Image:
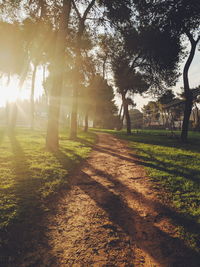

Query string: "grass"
[[0, 128, 96, 234], [1, 126, 200, 259], [93, 128, 200, 252]]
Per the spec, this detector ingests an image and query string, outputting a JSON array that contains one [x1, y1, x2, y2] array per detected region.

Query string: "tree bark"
[[46, 0, 71, 151], [181, 37, 197, 142], [30, 63, 37, 129]]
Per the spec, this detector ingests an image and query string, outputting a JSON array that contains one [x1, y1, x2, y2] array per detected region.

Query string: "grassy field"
[[94, 129, 200, 252], [0, 128, 96, 233]]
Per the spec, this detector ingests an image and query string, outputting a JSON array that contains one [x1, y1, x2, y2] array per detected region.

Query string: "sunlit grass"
[[93, 128, 200, 252], [0, 128, 96, 231]]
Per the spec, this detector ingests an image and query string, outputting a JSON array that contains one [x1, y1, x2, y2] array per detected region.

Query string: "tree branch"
[[83, 0, 96, 21], [71, 0, 81, 20], [130, 53, 142, 70], [196, 34, 200, 44], [72, 0, 96, 25], [183, 26, 195, 45]]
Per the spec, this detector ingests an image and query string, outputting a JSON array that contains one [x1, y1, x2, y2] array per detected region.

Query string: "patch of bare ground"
[[18, 133, 200, 266]]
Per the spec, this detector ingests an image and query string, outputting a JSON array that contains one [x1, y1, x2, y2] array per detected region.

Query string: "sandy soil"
[[19, 133, 199, 267]]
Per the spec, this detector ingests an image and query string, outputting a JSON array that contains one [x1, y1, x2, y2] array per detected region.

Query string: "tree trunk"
[[7, 72, 26, 133], [102, 57, 107, 80], [181, 35, 199, 142], [119, 103, 123, 120], [69, 0, 95, 139], [170, 111, 175, 130], [70, 86, 78, 139], [122, 94, 131, 135], [46, 0, 71, 151], [116, 103, 123, 130], [30, 63, 37, 129], [192, 109, 196, 129], [69, 20, 83, 140], [163, 112, 165, 127], [164, 112, 167, 128], [69, 30, 81, 140], [43, 64, 48, 98], [84, 109, 89, 132], [194, 103, 200, 130], [181, 93, 193, 141], [69, 19, 84, 139]]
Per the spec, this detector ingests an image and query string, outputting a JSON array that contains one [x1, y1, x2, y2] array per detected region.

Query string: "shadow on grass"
[[0, 132, 96, 266], [93, 129, 200, 153], [74, 136, 96, 147], [117, 132, 200, 154], [0, 133, 44, 264], [9, 133, 43, 211], [53, 149, 83, 172], [130, 150, 200, 186]]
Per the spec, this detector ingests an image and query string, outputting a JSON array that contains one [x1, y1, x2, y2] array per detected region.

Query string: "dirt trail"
[[20, 133, 199, 266]]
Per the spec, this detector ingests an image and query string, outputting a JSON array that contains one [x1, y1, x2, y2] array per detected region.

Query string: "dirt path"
[[20, 133, 199, 266]]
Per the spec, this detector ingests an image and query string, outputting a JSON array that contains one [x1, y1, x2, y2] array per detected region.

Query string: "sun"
[[0, 79, 20, 106], [0, 76, 29, 107]]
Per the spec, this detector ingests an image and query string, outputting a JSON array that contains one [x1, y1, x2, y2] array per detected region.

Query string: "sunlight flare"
[[0, 73, 44, 107]]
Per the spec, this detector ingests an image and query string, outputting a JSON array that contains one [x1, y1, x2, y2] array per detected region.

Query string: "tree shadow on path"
[[94, 144, 200, 240], [55, 139, 200, 266], [74, 168, 200, 266]]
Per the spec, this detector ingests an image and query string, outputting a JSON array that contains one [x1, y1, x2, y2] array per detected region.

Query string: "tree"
[[142, 101, 161, 128], [46, 0, 72, 151], [22, 18, 54, 129], [69, 0, 96, 139], [96, 34, 113, 80], [98, 3, 181, 133], [142, 103, 152, 128], [112, 50, 149, 134], [129, 109, 143, 129], [0, 21, 29, 132], [69, 0, 137, 138], [158, 90, 176, 128], [89, 75, 118, 129], [133, 0, 200, 142], [78, 55, 96, 132]]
